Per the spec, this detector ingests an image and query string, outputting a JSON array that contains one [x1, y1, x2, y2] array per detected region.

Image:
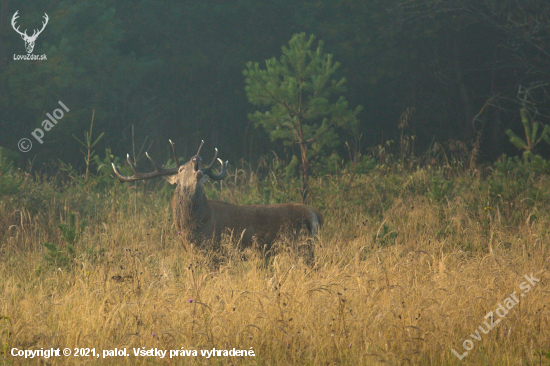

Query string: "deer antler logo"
[[11, 10, 49, 54]]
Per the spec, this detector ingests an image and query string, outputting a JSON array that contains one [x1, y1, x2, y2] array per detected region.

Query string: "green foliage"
[[348, 155, 377, 175], [284, 155, 299, 182], [373, 223, 397, 247], [57, 159, 88, 186], [426, 175, 452, 203], [59, 212, 87, 245], [262, 157, 302, 204], [73, 111, 105, 182], [43, 242, 75, 269], [505, 108, 550, 161], [0, 149, 23, 196], [44, 212, 86, 270], [494, 154, 550, 177], [487, 154, 550, 222], [92, 148, 124, 188], [54, 147, 123, 191], [325, 152, 342, 175], [244, 32, 362, 151], [244, 32, 363, 201]]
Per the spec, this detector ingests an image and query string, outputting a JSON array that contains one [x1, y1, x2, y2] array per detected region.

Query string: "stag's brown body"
[[173, 184, 323, 246], [113, 141, 323, 252]]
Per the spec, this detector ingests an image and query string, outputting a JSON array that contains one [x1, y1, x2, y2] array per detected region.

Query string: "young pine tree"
[[244, 33, 362, 203]]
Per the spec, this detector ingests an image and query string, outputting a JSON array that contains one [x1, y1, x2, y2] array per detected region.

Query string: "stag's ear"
[[199, 175, 210, 184], [165, 175, 178, 185]]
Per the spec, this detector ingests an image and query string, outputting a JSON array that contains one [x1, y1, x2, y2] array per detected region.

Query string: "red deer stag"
[[112, 141, 323, 258]]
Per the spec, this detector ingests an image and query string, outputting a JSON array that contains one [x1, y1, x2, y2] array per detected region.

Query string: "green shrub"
[[0, 150, 23, 196], [44, 212, 86, 270]]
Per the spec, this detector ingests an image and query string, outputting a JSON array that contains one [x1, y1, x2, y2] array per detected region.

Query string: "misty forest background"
[[1, 0, 550, 175]]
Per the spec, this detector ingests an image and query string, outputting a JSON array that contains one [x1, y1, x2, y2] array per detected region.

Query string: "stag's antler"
[[196, 140, 205, 156], [169, 139, 179, 166], [112, 149, 179, 182], [200, 148, 228, 180], [112, 140, 228, 182]]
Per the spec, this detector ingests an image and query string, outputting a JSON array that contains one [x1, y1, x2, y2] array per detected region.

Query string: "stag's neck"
[[174, 183, 211, 236], [178, 183, 209, 214]]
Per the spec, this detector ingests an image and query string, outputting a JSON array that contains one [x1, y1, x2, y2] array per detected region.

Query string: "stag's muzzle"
[[192, 156, 203, 179]]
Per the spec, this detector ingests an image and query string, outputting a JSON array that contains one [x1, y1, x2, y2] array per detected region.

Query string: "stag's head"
[[11, 10, 49, 54], [111, 140, 228, 190]]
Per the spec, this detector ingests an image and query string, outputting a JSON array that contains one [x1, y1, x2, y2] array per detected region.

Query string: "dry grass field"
[[1, 159, 549, 365]]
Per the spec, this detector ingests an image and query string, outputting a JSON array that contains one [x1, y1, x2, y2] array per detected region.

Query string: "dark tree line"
[[1, 0, 549, 173]]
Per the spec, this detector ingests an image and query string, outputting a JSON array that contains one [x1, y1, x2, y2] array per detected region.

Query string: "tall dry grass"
[[0, 163, 549, 365]]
